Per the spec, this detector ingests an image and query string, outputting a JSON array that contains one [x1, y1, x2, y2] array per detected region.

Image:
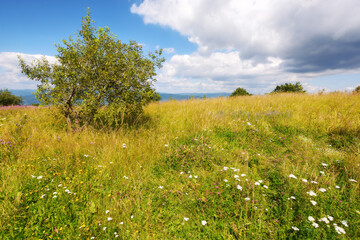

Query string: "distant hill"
[[8, 89, 230, 105]]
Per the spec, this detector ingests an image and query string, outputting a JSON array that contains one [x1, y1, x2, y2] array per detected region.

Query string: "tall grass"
[[0, 93, 359, 239]]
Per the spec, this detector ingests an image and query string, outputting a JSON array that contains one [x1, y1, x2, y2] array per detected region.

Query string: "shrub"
[[0, 89, 23, 106], [19, 9, 164, 129], [230, 87, 252, 97], [272, 82, 306, 93], [353, 85, 360, 94]]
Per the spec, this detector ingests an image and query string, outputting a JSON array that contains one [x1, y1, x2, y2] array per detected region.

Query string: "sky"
[[1, 0, 359, 94]]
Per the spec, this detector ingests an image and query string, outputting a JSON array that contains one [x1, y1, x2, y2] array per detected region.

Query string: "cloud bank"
[[132, 0, 360, 92], [0, 52, 56, 89]]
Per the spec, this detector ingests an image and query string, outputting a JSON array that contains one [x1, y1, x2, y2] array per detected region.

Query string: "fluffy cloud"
[[0, 52, 56, 89], [132, 0, 360, 92]]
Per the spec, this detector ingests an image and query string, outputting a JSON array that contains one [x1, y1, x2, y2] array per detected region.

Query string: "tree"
[[272, 82, 306, 93], [230, 87, 252, 97], [0, 89, 23, 106], [353, 85, 360, 94], [19, 9, 164, 129]]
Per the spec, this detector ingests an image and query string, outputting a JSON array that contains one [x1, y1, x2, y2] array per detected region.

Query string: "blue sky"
[[0, 0, 359, 93]]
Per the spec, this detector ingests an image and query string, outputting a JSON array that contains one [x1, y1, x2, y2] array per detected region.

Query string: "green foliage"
[[230, 87, 251, 97], [353, 85, 360, 94], [272, 82, 306, 93], [0, 89, 23, 106], [18, 9, 164, 129]]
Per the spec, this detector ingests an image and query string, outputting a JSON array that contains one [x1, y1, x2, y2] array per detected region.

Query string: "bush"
[[19, 9, 164, 129], [353, 85, 360, 94], [0, 89, 23, 106], [230, 87, 252, 97], [272, 82, 306, 93]]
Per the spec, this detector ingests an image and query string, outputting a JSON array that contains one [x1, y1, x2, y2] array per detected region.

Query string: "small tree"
[[353, 85, 360, 94], [230, 87, 251, 97], [272, 82, 306, 93], [0, 89, 23, 106], [19, 10, 164, 129]]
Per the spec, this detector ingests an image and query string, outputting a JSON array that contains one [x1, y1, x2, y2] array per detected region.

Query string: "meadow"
[[0, 93, 359, 239]]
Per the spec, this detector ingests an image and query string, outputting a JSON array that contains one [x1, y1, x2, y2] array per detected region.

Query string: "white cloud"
[[163, 47, 175, 54], [132, 0, 360, 56], [0, 52, 56, 89], [132, 0, 360, 92]]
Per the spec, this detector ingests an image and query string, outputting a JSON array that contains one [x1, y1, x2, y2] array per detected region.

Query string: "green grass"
[[0, 93, 359, 239]]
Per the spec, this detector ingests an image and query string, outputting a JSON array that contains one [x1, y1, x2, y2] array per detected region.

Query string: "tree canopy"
[[271, 82, 306, 93], [230, 87, 252, 97], [19, 10, 164, 129], [353, 85, 360, 94], [0, 89, 23, 106]]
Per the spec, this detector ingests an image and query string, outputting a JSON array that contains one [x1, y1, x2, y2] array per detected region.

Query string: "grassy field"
[[0, 93, 359, 239]]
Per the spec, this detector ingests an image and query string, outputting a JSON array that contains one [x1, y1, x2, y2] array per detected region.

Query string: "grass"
[[0, 92, 359, 239]]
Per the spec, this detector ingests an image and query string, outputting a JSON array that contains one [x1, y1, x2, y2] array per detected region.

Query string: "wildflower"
[[234, 175, 239, 178], [224, 179, 228, 182], [158, 186, 163, 189], [321, 163, 328, 167], [320, 171, 325, 176], [288, 174, 297, 179], [319, 188, 326, 192], [107, 217, 112, 221], [98, 165, 102, 168], [53, 192, 58, 195], [307, 190, 317, 197], [31, 175, 36, 178], [327, 215, 334, 221], [65, 189, 71, 194], [311, 181, 318, 184], [223, 167, 229, 171], [236, 185, 243, 191], [37, 176, 43, 180], [245, 197, 250, 201], [319, 217, 329, 224], [312, 222, 319, 228], [241, 174, 246, 177], [302, 179, 308, 183], [40, 194, 45, 198], [123, 176, 128, 179], [84, 155, 89, 157], [131, 215, 134, 219], [202, 220, 207, 225], [180, 172, 184, 175], [334, 224, 346, 234], [122, 143, 126, 149], [53, 195, 57, 198], [255, 182, 260, 186], [341, 220, 348, 227], [106, 210, 110, 214], [103, 227, 107, 231], [120, 222, 123, 225], [58, 184, 62, 187], [349, 179, 358, 183], [290, 196, 296, 200], [263, 185, 268, 189], [335, 185, 340, 189], [189, 175, 193, 178], [247, 122, 251, 126], [308, 216, 315, 222], [258, 180, 263, 183], [310, 200, 317, 206], [292, 226, 299, 231], [194, 175, 198, 179], [91, 237, 95, 239], [165, 144, 168, 147], [184, 217, 189, 221]]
